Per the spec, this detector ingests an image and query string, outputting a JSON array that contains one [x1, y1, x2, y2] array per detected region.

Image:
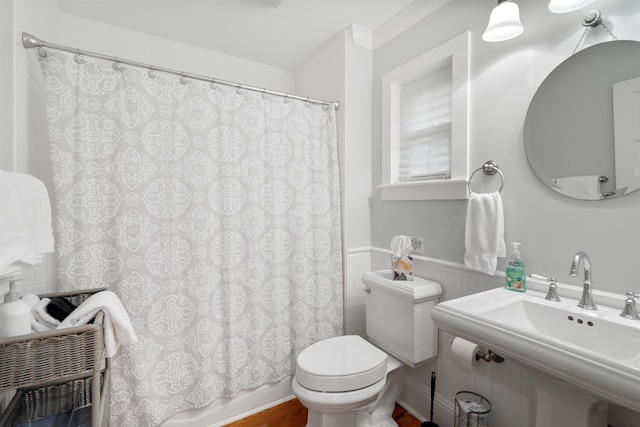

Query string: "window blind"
[[398, 65, 452, 182]]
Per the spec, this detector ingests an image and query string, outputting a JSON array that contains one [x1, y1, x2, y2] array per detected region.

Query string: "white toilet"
[[292, 269, 442, 427]]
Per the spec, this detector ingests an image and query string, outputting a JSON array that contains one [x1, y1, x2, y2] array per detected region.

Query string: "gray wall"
[[371, 0, 640, 295]]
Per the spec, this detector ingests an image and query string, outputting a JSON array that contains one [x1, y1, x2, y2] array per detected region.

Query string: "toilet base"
[[356, 367, 403, 427], [306, 408, 400, 427], [300, 363, 405, 427], [306, 409, 359, 427]]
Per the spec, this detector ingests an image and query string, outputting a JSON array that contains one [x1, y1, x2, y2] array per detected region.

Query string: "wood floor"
[[225, 398, 423, 427]]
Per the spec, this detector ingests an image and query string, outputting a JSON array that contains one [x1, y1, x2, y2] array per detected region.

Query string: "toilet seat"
[[295, 335, 387, 392], [291, 376, 386, 412]]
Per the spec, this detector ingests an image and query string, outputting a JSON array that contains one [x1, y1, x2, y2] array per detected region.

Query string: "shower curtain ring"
[[180, 73, 188, 84], [148, 67, 157, 78], [112, 58, 122, 72], [74, 49, 85, 64]]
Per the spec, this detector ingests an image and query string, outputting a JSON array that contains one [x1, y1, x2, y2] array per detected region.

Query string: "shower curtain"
[[37, 50, 343, 426]]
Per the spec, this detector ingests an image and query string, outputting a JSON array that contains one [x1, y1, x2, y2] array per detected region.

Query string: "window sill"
[[378, 179, 469, 201]]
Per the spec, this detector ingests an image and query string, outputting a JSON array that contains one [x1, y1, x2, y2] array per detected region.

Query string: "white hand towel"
[[22, 293, 40, 309], [58, 291, 137, 357], [464, 191, 506, 275], [22, 293, 51, 333], [33, 297, 60, 329], [0, 170, 54, 274]]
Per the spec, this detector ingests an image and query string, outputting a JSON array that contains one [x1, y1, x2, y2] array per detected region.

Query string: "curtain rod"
[[21, 32, 340, 110]]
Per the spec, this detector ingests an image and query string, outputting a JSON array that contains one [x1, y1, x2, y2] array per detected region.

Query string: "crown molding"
[[373, 0, 451, 49], [348, 24, 374, 50]]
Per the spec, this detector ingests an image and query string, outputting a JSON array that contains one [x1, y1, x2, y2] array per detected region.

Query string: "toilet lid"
[[295, 335, 387, 392]]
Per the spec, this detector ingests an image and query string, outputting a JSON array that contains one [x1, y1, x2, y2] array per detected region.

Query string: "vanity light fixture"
[[482, 0, 524, 42], [548, 0, 594, 14]]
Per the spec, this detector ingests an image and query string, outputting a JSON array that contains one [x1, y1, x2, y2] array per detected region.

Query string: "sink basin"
[[432, 287, 640, 414]]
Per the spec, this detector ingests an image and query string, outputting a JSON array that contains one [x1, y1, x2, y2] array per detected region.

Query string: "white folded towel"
[[21, 293, 40, 309], [33, 297, 61, 329], [0, 170, 54, 274], [58, 291, 137, 357], [22, 293, 52, 333], [464, 191, 506, 275]]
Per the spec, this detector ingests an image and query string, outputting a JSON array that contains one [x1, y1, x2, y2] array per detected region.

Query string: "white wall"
[[341, 28, 374, 337], [296, 26, 373, 337], [370, 0, 640, 425], [371, 0, 640, 295], [0, 0, 16, 171]]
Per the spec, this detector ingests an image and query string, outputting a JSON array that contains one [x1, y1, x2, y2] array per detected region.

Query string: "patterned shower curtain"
[[37, 50, 343, 426]]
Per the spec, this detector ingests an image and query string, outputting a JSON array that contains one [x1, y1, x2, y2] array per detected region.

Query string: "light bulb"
[[483, 1, 524, 42], [548, 0, 594, 14]]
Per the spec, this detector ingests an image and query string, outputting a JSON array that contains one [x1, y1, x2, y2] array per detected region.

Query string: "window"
[[380, 31, 469, 200], [399, 62, 452, 182]]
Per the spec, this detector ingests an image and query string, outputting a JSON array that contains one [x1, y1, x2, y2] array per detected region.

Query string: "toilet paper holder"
[[475, 349, 504, 364]]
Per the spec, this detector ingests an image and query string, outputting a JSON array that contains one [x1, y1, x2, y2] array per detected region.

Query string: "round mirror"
[[524, 40, 640, 200]]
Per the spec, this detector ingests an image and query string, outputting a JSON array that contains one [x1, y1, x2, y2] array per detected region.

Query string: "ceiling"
[[56, 0, 430, 70]]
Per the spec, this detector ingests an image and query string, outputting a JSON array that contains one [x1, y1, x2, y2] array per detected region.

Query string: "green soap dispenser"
[[505, 242, 526, 292]]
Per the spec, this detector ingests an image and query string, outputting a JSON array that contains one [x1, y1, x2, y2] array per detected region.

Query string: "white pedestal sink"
[[532, 374, 607, 427], [431, 287, 640, 427]]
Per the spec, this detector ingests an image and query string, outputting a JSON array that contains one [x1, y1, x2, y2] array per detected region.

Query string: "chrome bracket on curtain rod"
[[21, 32, 340, 110]]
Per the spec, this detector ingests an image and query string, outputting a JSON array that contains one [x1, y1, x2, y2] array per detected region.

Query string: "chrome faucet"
[[569, 251, 597, 310]]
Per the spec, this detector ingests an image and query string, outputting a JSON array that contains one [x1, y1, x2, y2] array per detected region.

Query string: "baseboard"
[[399, 376, 455, 427], [211, 394, 297, 427]]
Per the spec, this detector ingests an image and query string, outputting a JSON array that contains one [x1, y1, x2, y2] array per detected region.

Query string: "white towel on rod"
[[464, 191, 506, 275], [58, 291, 137, 358], [0, 170, 54, 274]]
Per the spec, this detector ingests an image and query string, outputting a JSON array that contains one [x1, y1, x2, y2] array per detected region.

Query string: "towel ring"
[[468, 160, 504, 193]]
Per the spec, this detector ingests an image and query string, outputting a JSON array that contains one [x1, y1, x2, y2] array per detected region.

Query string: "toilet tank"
[[362, 270, 442, 368]]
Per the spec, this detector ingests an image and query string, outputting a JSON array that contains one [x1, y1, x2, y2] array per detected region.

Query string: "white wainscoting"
[[345, 247, 372, 336]]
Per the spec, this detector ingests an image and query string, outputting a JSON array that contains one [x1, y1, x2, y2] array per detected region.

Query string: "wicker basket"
[[1, 371, 110, 427], [0, 288, 110, 426]]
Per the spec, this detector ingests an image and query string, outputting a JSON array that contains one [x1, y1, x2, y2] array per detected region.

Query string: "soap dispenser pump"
[[505, 242, 526, 292], [0, 280, 31, 338]]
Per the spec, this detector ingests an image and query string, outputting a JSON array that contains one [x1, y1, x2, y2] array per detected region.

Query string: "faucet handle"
[[544, 277, 561, 302], [620, 291, 640, 320], [530, 274, 561, 302], [625, 291, 640, 300]]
